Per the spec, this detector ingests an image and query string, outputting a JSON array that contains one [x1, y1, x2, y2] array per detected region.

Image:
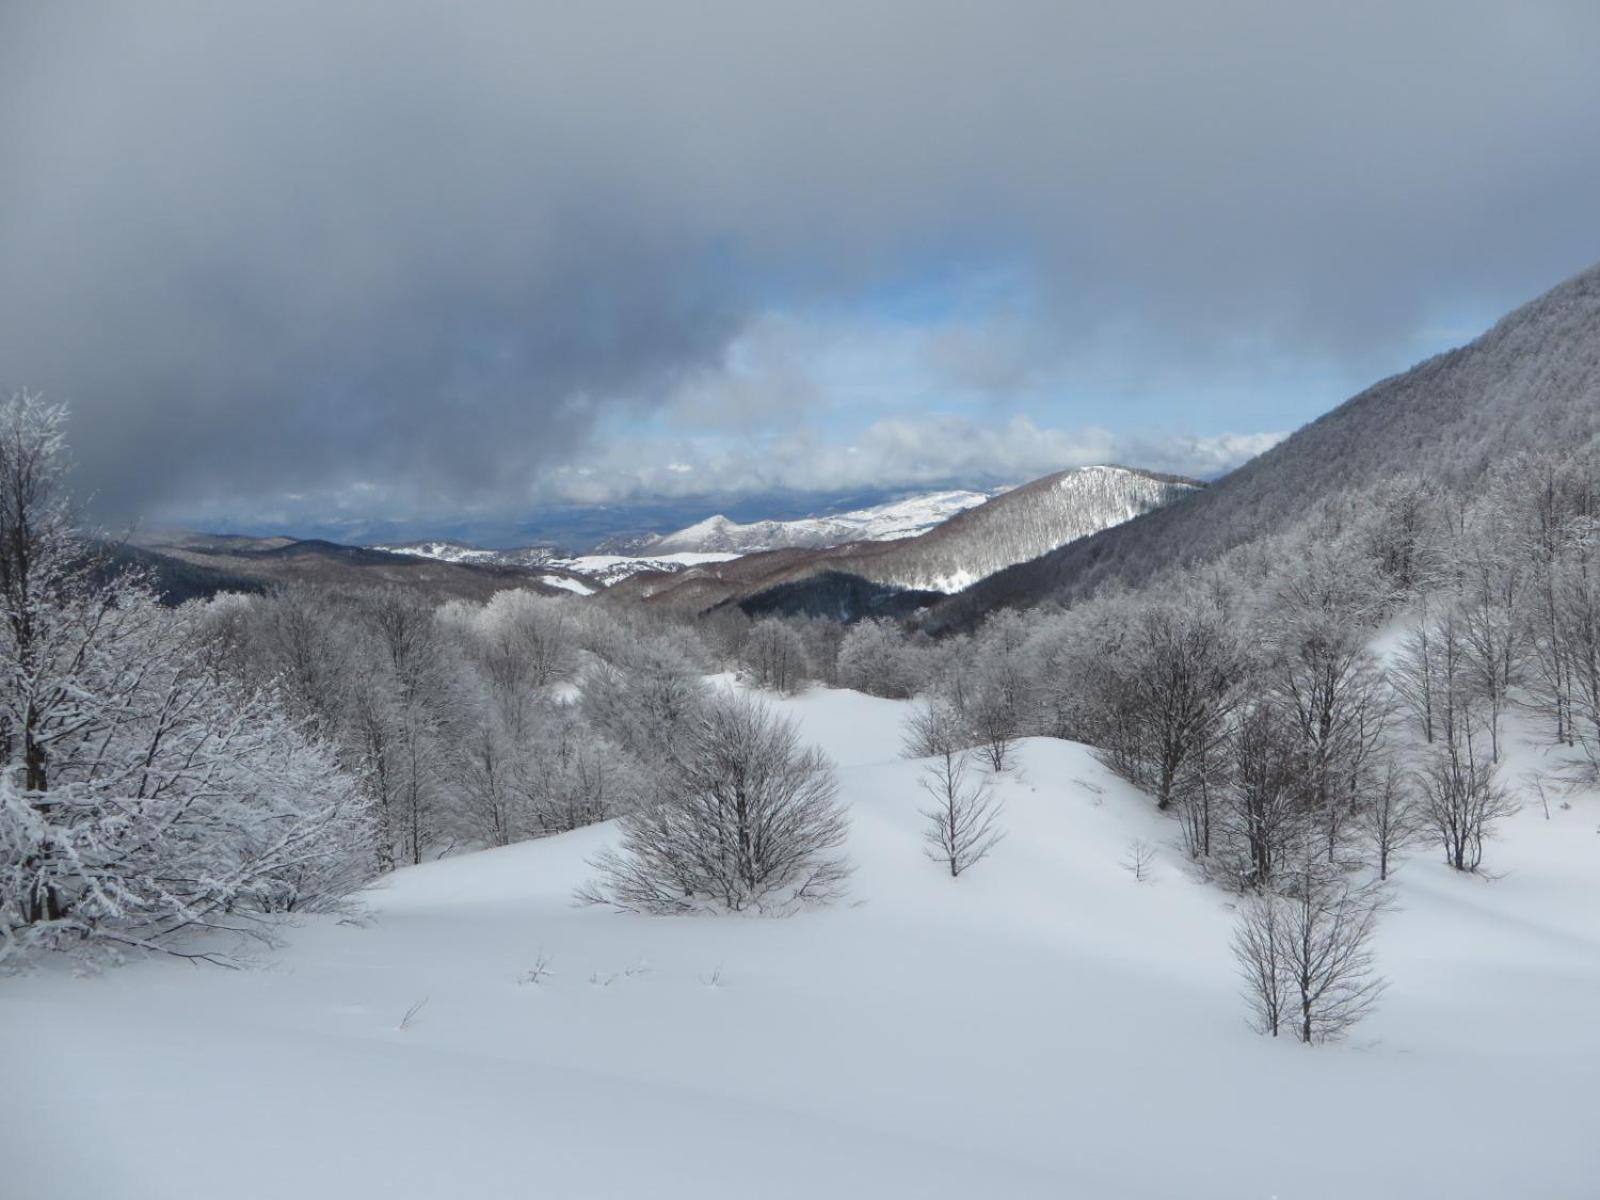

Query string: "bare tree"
[[1232, 890, 1289, 1038], [578, 693, 849, 913], [1218, 703, 1303, 892], [1416, 743, 1516, 872], [1101, 598, 1245, 810], [1233, 858, 1386, 1043], [1121, 839, 1156, 882], [1357, 758, 1424, 881], [901, 697, 964, 759], [1457, 540, 1524, 762], [965, 663, 1023, 772], [919, 747, 1003, 877]]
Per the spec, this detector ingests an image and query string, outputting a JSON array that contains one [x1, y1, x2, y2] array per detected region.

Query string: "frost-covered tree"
[[521, 703, 642, 834], [836, 618, 926, 699], [0, 394, 372, 963], [578, 693, 849, 913], [580, 638, 707, 761], [741, 617, 810, 694], [1456, 530, 1525, 762], [901, 696, 965, 760], [960, 609, 1032, 771], [347, 588, 464, 865], [1261, 545, 1391, 861]]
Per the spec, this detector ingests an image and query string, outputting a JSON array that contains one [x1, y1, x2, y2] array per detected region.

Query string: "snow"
[[539, 573, 597, 596], [3, 687, 1597, 1199], [648, 489, 999, 554], [554, 551, 742, 586], [373, 540, 554, 567], [373, 542, 739, 587]]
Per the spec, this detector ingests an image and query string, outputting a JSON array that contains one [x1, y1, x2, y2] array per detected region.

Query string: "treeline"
[[208, 583, 850, 915]]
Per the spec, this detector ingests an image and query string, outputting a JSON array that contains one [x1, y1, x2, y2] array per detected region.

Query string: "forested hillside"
[[935, 262, 1600, 625], [604, 465, 1195, 619]]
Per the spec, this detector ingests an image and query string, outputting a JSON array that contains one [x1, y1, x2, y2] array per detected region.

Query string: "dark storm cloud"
[[2, 1, 1598, 523]]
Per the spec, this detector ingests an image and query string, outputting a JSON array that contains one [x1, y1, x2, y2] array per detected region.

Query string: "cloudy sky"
[[3, 1, 1598, 539]]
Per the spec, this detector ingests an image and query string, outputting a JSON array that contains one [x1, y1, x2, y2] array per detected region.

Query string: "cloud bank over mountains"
[[2, 1, 1596, 530]]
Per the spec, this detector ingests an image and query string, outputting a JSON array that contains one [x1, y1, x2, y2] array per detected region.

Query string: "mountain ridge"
[[929, 260, 1600, 626]]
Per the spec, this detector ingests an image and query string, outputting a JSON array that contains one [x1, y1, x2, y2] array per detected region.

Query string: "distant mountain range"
[[603, 465, 1200, 619], [370, 488, 1007, 587], [120, 532, 595, 603], [123, 466, 1190, 608]]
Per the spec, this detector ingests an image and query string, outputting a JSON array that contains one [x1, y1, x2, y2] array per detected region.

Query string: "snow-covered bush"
[[578, 693, 849, 913]]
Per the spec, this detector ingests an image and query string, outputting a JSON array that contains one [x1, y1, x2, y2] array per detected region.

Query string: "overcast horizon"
[[4, 2, 1598, 541]]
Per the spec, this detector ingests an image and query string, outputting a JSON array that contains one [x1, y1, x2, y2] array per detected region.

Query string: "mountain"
[[646, 489, 998, 554], [603, 465, 1198, 619], [931, 261, 1600, 627], [125, 533, 590, 602], [838, 465, 1199, 594]]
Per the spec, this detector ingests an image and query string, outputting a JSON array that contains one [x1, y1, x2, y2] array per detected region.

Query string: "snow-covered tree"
[[0, 393, 372, 963], [836, 618, 926, 699], [741, 617, 811, 694], [579, 693, 849, 913]]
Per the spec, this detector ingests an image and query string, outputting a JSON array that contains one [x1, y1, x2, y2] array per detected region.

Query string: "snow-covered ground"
[[553, 550, 741, 587], [3, 687, 1596, 1199], [372, 540, 739, 588], [537, 573, 598, 596]]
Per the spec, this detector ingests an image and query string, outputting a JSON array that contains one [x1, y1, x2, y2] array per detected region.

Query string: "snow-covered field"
[[371, 539, 739, 587], [3, 687, 1596, 1199]]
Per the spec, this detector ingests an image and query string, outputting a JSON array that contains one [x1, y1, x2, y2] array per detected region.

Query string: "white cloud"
[[538, 415, 1281, 504]]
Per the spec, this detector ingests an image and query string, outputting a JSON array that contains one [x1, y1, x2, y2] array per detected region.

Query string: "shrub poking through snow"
[[578, 692, 849, 913]]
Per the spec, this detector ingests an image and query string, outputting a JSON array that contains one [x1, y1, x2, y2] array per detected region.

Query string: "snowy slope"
[[647, 489, 998, 554], [555, 551, 742, 587], [374, 539, 557, 567], [375, 540, 738, 588], [865, 464, 1200, 593], [2, 687, 1596, 1199]]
